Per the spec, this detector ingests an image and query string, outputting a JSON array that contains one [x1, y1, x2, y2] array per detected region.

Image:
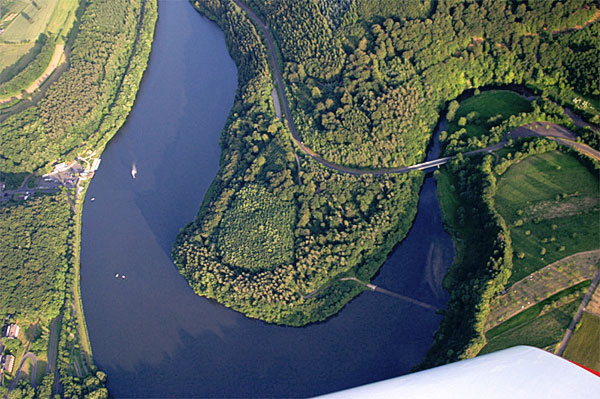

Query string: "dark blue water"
[[80, 1, 454, 397]]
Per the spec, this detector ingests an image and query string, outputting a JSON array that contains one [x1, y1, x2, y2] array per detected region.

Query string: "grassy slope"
[[563, 311, 600, 371], [447, 90, 533, 138], [45, 0, 79, 41], [495, 151, 600, 283]]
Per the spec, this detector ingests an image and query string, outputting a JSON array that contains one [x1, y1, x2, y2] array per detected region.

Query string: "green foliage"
[[443, 94, 572, 155], [36, 373, 54, 399], [178, 0, 600, 329], [445, 90, 533, 143], [216, 184, 295, 271], [271, 0, 600, 168], [0, 194, 71, 322], [176, 0, 425, 326], [421, 154, 513, 368], [8, 380, 35, 399], [576, 126, 600, 150]]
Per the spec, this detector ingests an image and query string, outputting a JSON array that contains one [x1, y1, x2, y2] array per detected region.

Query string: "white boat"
[[115, 273, 119, 278], [131, 163, 137, 179]]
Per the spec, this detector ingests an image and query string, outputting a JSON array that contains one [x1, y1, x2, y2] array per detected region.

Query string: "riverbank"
[[1, 1, 158, 396], [424, 133, 599, 368], [69, 0, 158, 370]]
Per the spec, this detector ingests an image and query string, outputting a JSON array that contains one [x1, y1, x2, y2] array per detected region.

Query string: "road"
[[555, 269, 600, 356], [232, 0, 600, 176], [46, 315, 61, 374], [6, 351, 38, 396]]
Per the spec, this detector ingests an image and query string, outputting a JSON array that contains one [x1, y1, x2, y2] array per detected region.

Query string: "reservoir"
[[80, 1, 454, 397]]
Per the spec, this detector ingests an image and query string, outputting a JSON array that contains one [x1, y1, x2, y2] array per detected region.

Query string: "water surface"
[[81, 1, 454, 397]]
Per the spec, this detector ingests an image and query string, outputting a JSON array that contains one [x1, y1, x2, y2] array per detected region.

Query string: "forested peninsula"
[[174, 0, 599, 330], [0, 0, 157, 397]]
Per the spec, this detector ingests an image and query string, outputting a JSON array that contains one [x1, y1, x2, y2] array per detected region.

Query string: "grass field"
[[448, 90, 533, 138], [480, 294, 582, 355], [495, 151, 600, 283], [0, 0, 77, 86], [563, 312, 600, 371], [45, 0, 78, 39], [0, 42, 34, 73], [0, 0, 59, 42]]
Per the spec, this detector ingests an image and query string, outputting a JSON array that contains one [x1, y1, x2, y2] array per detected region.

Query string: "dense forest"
[[0, 194, 71, 322], [178, 0, 425, 325], [261, 0, 600, 168]]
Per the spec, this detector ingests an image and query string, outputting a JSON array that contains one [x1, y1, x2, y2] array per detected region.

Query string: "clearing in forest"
[[446, 90, 533, 139]]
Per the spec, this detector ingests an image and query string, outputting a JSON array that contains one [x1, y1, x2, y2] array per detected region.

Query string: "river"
[[80, 1, 454, 397]]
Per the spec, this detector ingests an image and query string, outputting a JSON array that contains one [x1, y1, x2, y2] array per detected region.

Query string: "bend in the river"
[[80, 2, 455, 396]]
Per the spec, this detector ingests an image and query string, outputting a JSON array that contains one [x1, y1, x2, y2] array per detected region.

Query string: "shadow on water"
[[80, 1, 454, 397]]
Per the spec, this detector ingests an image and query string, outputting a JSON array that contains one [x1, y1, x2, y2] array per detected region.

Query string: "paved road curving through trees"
[[231, 0, 600, 175]]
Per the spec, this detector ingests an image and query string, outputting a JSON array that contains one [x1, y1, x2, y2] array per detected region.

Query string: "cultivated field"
[[485, 250, 600, 331], [481, 287, 586, 354], [495, 151, 600, 283], [0, 42, 34, 73], [0, 0, 59, 42], [0, 0, 77, 88]]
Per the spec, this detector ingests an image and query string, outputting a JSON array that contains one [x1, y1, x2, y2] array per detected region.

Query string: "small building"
[[91, 158, 101, 172], [53, 162, 69, 173], [4, 323, 19, 339], [1, 354, 15, 373]]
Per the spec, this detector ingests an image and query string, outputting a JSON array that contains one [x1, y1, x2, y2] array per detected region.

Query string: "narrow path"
[[340, 277, 439, 311], [555, 269, 600, 356], [232, 0, 600, 175], [300, 276, 438, 312]]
